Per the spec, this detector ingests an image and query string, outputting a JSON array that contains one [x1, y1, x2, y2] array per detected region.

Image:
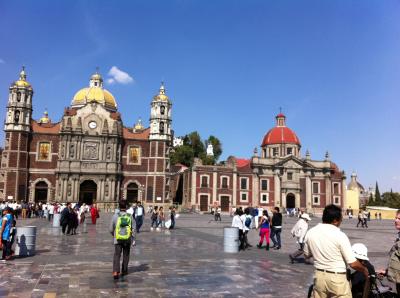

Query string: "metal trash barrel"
[[53, 213, 61, 227], [15, 226, 36, 256], [224, 227, 239, 253]]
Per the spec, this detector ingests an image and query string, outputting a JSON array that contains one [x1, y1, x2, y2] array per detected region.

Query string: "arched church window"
[[14, 110, 20, 123], [160, 122, 164, 133], [160, 105, 165, 115], [17, 92, 21, 102]]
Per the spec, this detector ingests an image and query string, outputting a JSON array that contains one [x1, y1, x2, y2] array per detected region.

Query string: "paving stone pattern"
[[0, 213, 396, 297]]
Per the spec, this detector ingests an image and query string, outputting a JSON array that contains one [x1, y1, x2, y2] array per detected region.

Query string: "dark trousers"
[[170, 215, 175, 229], [113, 241, 131, 274], [356, 219, 364, 227], [238, 229, 245, 250], [62, 223, 71, 234], [135, 216, 143, 232], [151, 218, 158, 228], [48, 214, 53, 222], [214, 213, 221, 221], [270, 227, 282, 247], [1, 240, 11, 259]]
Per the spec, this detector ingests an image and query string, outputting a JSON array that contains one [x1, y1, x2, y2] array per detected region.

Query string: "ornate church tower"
[[2, 67, 33, 201], [147, 83, 173, 203], [149, 83, 172, 142]]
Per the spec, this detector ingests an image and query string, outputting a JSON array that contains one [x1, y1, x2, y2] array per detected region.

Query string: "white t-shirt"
[[49, 205, 55, 214], [127, 207, 134, 215], [304, 223, 356, 273], [232, 215, 244, 230], [136, 206, 143, 216]]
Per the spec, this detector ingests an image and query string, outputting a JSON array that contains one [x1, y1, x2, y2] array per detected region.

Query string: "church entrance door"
[[200, 195, 209, 212], [34, 181, 48, 203], [286, 193, 296, 209], [220, 196, 230, 212], [126, 183, 139, 203], [80, 180, 97, 205]]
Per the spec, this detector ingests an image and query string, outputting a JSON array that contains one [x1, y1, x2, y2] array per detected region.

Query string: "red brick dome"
[[261, 113, 301, 146]]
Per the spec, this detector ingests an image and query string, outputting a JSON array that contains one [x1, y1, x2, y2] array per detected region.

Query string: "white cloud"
[[392, 176, 400, 181], [0, 59, 5, 64], [107, 66, 134, 84]]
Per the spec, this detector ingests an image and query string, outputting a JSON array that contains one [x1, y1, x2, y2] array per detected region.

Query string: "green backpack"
[[115, 213, 132, 241]]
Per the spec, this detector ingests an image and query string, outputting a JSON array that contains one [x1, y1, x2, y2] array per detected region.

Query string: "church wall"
[[29, 133, 59, 169], [121, 139, 149, 172], [154, 175, 165, 201]]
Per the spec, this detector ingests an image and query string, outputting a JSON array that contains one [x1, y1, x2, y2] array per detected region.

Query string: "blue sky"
[[0, 1, 399, 191]]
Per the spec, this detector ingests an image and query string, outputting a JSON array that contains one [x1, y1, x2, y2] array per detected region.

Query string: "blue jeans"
[[135, 216, 143, 232], [270, 227, 281, 247]]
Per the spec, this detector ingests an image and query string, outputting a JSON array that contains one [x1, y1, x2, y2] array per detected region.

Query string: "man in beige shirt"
[[304, 204, 368, 298]]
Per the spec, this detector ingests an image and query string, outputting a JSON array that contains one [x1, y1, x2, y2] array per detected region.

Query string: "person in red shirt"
[[90, 204, 99, 224]]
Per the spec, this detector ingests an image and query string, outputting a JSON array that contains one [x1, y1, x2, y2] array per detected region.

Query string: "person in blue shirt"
[[1, 207, 13, 260]]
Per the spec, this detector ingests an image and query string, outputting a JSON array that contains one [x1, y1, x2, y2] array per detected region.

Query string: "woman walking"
[[157, 207, 165, 230], [257, 210, 271, 250], [90, 204, 99, 225]]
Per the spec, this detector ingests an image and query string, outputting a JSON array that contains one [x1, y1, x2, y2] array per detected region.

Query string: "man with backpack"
[[241, 208, 253, 249], [110, 201, 135, 280]]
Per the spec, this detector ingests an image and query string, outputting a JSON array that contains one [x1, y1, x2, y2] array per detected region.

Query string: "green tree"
[[382, 192, 400, 209], [170, 145, 194, 167], [170, 132, 223, 167], [375, 181, 382, 205], [184, 131, 205, 158]]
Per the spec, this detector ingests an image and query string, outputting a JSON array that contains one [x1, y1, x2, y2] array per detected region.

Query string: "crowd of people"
[[227, 204, 400, 296]]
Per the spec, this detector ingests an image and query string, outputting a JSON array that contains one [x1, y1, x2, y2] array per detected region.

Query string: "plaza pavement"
[[0, 212, 396, 297]]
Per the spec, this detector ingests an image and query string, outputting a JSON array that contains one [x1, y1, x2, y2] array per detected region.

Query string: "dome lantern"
[[39, 109, 51, 124], [71, 69, 117, 111]]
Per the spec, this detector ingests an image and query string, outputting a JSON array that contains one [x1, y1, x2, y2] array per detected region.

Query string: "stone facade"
[[0, 69, 173, 209]]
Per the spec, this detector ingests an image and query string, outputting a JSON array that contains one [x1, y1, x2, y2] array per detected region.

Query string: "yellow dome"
[[12, 67, 31, 88], [39, 110, 51, 124], [134, 118, 144, 131], [72, 87, 117, 110], [153, 83, 170, 102]]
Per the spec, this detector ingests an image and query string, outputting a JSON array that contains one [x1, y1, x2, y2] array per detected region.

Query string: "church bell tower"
[[149, 82, 172, 142], [1, 67, 33, 202]]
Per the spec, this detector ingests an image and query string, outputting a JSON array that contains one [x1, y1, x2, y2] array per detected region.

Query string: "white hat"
[[352, 243, 369, 261], [301, 213, 311, 221]]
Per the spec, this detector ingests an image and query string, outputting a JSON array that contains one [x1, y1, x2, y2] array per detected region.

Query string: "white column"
[[191, 170, 197, 207], [341, 179, 347, 209], [232, 172, 237, 206], [252, 174, 259, 207], [325, 176, 331, 205], [306, 174, 312, 210], [274, 171, 281, 207], [116, 180, 121, 201], [212, 171, 217, 205]]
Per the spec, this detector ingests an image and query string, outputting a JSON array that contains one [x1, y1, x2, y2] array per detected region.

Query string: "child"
[[350, 243, 376, 298]]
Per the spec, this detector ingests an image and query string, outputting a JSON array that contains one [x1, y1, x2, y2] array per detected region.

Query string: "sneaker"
[[273, 246, 281, 250], [150, 227, 154, 231], [289, 255, 294, 264], [266, 243, 270, 251], [113, 272, 120, 280], [257, 244, 262, 249]]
